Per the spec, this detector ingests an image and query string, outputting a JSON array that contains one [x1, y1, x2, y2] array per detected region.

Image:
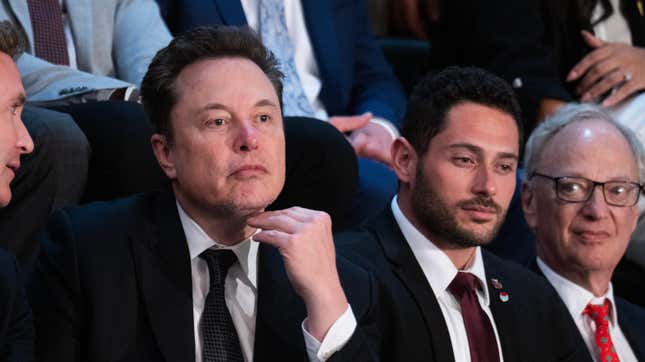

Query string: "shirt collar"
[[177, 201, 259, 287], [537, 258, 617, 327], [391, 196, 490, 306]]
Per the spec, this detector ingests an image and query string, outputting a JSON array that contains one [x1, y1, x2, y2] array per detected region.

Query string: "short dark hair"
[[402, 66, 523, 155], [0, 20, 26, 60], [141, 26, 284, 139]]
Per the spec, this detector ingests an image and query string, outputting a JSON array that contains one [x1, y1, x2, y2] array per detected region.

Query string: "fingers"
[[602, 79, 638, 107], [576, 57, 619, 95], [328, 112, 372, 133], [580, 69, 625, 102], [567, 45, 612, 82]]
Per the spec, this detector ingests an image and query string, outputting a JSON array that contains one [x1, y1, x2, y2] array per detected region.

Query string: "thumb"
[[581, 30, 604, 48], [329, 112, 372, 132]]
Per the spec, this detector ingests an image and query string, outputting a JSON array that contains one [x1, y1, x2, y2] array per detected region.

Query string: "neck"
[[539, 253, 612, 297], [397, 193, 478, 270], [175, 192, 257, 246]]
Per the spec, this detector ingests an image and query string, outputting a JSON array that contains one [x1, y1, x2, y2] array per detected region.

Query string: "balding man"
[[522, 104, 645, 361], [0, 20, 35, 361]]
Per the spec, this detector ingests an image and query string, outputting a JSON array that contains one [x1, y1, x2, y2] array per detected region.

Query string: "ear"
[[151, 134, 177, 180], [391, 137, 418, 186], [520, 180, 537, 229]]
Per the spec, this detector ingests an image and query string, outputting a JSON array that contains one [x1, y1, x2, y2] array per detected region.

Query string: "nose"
[[471, 165, 497, 197], [15, 116, 34, 154], [234, 121, 258, 152], [581, 184, 610, 220]]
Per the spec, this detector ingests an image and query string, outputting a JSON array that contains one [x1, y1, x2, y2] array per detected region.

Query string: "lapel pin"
[[491, 278, 503, 290], [499, 291, 510, 303]]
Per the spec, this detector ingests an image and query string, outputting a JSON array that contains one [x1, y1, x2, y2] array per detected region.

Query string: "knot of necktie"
[[200, 249, 237, 286], [583, 299, 620, 362], [448, 271, 480, 299]]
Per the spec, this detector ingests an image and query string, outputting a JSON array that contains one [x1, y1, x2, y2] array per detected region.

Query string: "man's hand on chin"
[[246, 207, 348, 341]]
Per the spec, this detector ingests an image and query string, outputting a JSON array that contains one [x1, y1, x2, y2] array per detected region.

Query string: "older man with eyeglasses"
[[521, 103, 645, 362]]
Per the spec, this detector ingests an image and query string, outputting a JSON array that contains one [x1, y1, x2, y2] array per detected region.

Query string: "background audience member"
[[0, 19, 35, 361], [522, 104, 645, 360], [156, 0, 407, 224], [337, 67, 583, 361]]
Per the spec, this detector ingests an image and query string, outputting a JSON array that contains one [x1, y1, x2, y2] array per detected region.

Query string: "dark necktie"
[[583, 299, 620, 362], [26, 0, 70, 65], [448, 272, 500, 362], [200, 249, 244, 362]]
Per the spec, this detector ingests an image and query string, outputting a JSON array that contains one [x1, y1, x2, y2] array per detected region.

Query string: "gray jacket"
[[0, 0, 172, 103]]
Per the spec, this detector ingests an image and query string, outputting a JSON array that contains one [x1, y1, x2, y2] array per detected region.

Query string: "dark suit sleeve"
[[0, 251, 34, 362], [326, 257, 382, 362], [431, 0, 573, 125], [27, 210, 84, 362], [346, 0, 406, 127]]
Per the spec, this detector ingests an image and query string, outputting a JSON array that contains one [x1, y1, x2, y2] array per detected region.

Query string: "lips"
[[230, 164, 268, 177], [573, 229, 611, 241], [461, 205, 498, 214]]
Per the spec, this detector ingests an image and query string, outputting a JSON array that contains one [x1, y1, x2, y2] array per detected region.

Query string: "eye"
[[258, 114, 270, 122], [10, 104, 19, 116], [559, 180, 586, 195], [497, 162, 516, 174], [453, 156, 475, 167], [608, 184, 628, 196], [205, 118, 226, 128]]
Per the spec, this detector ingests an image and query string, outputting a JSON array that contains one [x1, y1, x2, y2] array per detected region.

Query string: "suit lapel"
[[213, 0, 247, 26], [253, 244, 306, 361], [372, 209, 455, 362], [483, 254, 520, 361], [300, 0, 341, 109], [7, 0, 33, 47], [65, 0, 93, 70], [617, 300, 645, 360], [130, 190, 195, 362]]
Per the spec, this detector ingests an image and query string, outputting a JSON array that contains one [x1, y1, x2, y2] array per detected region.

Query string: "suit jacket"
[[335, 208, 586, 362], [0, 0, 172, 102], [531, 261, 645, 361], [27, 190, 380, 362], [430, 0, 645, 128], [0, 248, 33, 362], [155, 0, 406, 126]]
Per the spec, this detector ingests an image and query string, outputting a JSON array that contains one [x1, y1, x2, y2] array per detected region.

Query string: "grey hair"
[[522, 103, 645, 183]]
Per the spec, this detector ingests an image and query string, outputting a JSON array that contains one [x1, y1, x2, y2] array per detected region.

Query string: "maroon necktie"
[[448, 272, 500, 362], [27, 0, 70, 65]]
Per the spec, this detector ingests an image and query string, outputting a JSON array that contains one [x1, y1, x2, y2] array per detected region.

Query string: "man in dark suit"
[[155, 0, 407, 224], [28, 27, 379, 361], [0, 20, 35, 361], [521, 104, 645, 361], [337, 67, 584, 361]]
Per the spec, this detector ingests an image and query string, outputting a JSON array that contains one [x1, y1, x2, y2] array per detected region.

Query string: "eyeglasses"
[[531, 172, 643, 207]]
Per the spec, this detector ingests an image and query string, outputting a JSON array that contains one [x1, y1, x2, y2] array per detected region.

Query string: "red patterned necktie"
[[448, 272, 500, 362], [26, 0, 70, 65], [583, 299, 620, 362]]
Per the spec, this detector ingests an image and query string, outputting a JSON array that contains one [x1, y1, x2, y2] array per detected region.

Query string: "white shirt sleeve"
[[301, 304, 357, 361], [369, 117, 400, 140]]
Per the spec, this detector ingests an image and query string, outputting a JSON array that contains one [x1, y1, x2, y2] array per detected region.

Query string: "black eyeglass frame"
[[530, 172, 643, 207]]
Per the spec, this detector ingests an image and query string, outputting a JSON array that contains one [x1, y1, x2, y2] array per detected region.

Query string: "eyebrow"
[[200, 99, 278, 113], [448, 143, 519, 161]]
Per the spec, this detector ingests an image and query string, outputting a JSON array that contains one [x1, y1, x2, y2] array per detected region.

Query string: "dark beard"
[[410, 165, 506, 248]]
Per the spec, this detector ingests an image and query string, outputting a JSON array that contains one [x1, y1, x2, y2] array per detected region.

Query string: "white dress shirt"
[[177, 202, 356, 362], [390, 196, 505, 362], [240, 0, 398, 139], [537, 259, 638, 362]]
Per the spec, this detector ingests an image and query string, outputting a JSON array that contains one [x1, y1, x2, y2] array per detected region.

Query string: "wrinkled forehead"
[[537, 120, 639, 180]]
